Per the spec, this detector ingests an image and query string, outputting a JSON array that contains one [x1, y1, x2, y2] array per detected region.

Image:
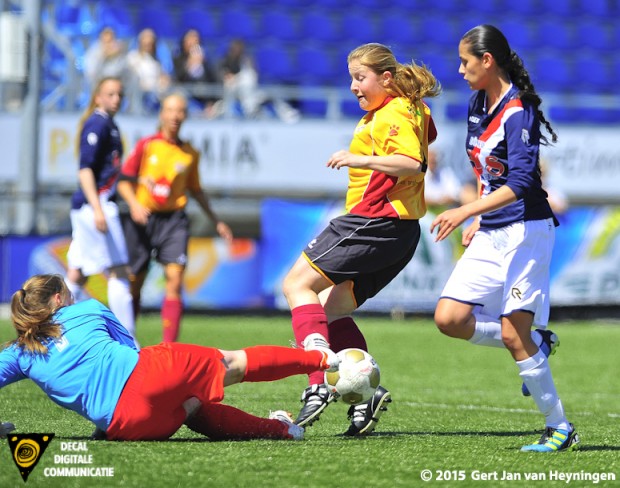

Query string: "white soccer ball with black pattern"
[[325, 348, 380, 405]]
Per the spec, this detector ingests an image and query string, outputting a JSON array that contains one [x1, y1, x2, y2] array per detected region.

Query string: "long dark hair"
[[462, 24, 557, 145]]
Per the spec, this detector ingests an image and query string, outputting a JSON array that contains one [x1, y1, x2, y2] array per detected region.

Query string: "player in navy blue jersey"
[[430, 25, 579, 452], [65, 77, 136, 342]]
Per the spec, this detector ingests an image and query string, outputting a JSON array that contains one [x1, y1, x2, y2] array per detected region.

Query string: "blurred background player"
[[1, 274, 341, 442], [431, 24, 579, 452], [117, 93, 233, 343], [65, 77, 136, 341], [282, 43, 440, 436]]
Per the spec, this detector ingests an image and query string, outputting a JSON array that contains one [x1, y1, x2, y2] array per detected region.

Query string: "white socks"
[[517, 350, 569, 430], [469, 315, 543, 349], [107, 277, 136, 340]]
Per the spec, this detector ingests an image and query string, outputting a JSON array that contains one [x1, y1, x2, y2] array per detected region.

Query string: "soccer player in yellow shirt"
[[283, 43, 441, 435]]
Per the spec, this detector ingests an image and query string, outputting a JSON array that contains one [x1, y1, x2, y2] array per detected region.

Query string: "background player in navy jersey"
[[65, 77, 136, 342], [283, 43, 440, 436], [430, 25, 579, 452], [1, 274, 341, 441]]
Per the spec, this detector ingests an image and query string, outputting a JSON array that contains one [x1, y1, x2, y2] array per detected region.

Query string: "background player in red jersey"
[[117, 93, 233, 342], [65, 77, 136, 342], [430, 24, 579, 452], [282, 43, 441, 436]]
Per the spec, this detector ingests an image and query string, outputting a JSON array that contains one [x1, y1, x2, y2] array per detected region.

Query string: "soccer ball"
[[325, 348, 380, 405]]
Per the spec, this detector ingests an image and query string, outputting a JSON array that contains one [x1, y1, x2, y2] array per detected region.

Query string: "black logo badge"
[[7, 433, 54, 482]]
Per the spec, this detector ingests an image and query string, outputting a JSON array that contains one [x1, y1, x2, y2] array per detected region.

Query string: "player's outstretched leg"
[[343, 385, 392, 436], [186, 403, 303, 441], [522, 329, 559, 396]]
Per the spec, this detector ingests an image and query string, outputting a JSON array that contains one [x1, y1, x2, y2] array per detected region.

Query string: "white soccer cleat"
[[269, 410, 305, 440], [302, 333, 340, 372]]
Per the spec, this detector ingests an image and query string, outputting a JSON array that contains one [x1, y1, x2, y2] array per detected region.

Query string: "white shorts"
[[67, 199, 129, 276], [440, 218, 555, 327]]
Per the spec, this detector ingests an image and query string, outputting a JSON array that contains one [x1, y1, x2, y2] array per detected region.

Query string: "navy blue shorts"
[[303, 214, 420, 307], [122, 210, 190, 275]]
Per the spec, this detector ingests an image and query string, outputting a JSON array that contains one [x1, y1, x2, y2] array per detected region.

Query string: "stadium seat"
[[419, 15, 460, 49], [261, 9, 300, 42], [417, 51, 459, 89], [577, 0, 616, 17], [500, 0, 541, 15], [300, 10, 343, 43], [376, 13, 424, 48], [220, 8, 262, 41], [178, 8, 219, 40], [254, 45, 297, 84], [135, 6, 178, 40], [537, 19, 576, 51], [94, 4, 135, 39], [340, 12, 379, 46], [498, 18, 539, 51], [572, 51, 612, 94], [532, 54, 574, 93], [52, 3, 97, 37], [575, 19, 613, 52], [296, 46, 337, 85]]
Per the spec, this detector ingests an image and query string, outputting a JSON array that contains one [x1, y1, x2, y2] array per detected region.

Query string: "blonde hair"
[[347, 43, 441, 104], [9, 274, 69, 354], [76, 77, 123, 153]]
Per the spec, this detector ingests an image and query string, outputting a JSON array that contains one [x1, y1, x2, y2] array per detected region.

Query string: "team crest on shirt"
[[87, 132, 98, 145], [521, 129, 530, 145], [388, 125, 399, 136]]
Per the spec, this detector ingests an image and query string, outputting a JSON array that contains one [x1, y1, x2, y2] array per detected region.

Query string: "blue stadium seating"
[[261, 9, 300, 42], [220, 8, 262, 41], [178, 8, 219, 41], [254, 45, 297, 84], [135, 6, 178, 40], [41, 1, 620, 123]]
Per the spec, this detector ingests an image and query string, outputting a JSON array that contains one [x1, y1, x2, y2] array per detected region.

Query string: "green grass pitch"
[[0, 314, 618, 487]]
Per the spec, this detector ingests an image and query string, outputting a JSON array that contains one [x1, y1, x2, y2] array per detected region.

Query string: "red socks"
[[185, 403, 290, 440], [291, 304, 329, 385], [162, 297, 183, 342], [327, 317, 368, 352], [243, 346, 325, 382], [291, 304, 328, 348]]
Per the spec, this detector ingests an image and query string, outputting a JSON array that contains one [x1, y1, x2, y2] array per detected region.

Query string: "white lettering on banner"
[[1, 114, 620, 201]]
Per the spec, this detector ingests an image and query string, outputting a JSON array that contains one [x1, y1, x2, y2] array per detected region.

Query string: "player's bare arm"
[[326, 150, 423, 176], [116, 180, 150, 226], [78, 168, 108, 233], [431, 185, 518, 242]]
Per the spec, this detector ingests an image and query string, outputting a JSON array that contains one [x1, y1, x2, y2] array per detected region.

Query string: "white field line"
[[404, 401, 620, 418]]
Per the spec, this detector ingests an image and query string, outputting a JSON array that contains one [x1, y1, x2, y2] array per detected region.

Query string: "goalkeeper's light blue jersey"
[[0, 299, 139, 430]]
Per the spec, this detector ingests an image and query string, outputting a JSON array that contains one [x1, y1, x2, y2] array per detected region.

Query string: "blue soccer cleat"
[[521, 424, 580, 452], [522, 329, 559, 396]]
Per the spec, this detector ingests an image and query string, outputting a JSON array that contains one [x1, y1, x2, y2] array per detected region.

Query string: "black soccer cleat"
[[343, 385, 391, 436], [294, 383, 336, 427]]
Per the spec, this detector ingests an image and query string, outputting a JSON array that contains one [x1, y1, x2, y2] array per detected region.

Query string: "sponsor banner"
[[2, 203, 620, 309], [0, 235, 263, 308], [36, 115, 352, 194], [260, 200, 620, 311], [1, 114, 620, 199]]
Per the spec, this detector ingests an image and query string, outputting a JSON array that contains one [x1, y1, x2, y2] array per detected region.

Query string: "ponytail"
[[9, 275, 69, 354]]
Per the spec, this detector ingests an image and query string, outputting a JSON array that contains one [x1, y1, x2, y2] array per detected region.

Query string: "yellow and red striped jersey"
[[346, 97, 437, 219], [121, 133, 201, 212]]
